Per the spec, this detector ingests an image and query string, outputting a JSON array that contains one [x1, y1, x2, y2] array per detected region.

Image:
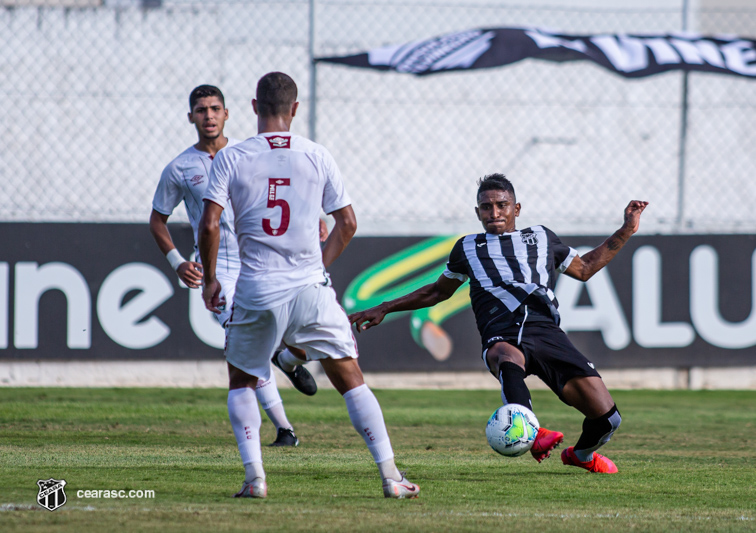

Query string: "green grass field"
[[1, 387, 755, 532]]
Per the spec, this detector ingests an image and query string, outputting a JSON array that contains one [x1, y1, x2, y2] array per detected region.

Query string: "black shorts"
[[481, 311, 600, 402]]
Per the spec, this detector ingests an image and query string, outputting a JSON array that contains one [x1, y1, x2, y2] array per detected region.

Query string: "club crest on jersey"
[[266, 136, 291, 149], [520, 232, 538, 246], [37, 478, 67, 511]]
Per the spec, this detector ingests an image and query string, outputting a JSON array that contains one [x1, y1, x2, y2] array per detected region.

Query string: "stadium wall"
[[2, 2, 755, 387], [0, 224, 754, 388]]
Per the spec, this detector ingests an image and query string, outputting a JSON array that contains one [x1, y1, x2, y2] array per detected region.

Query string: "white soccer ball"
[[486, 404, 540, 457]]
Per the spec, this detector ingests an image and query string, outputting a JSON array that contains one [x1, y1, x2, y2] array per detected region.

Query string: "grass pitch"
[[1, 387, 755, 532]]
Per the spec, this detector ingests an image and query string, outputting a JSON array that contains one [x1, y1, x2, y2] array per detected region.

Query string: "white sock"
[[227, 388, 263, 480], [255, 372, 292, 430], [276, 348, 303, 372], [243, 462, 266, 483], [376, 459, 402, 482], [343, 384, 401, 482], [264, 403, 292, 432]]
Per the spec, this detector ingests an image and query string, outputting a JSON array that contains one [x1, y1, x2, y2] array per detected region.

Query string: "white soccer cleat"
[[382, 474, 420, 499], [234, 478, 268, 499]]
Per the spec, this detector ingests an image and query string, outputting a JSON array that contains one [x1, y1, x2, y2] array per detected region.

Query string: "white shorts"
[[225, 283, 358, 380]]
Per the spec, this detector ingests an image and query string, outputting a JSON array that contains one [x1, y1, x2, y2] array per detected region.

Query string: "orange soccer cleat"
[[561, 446, 618, 474], [530, 427, 564, 463]]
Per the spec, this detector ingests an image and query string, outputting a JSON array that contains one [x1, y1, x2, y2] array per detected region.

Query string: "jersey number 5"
[[263, 178, 291, 236]]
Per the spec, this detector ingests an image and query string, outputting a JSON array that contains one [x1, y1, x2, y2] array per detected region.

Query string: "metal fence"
[[2, 1, 754, 235]]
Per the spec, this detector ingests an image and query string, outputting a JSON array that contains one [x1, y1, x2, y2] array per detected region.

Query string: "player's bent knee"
[[486, 343, 525, 373], [321, 357, 365, 395], [228, 363, 259, 390]]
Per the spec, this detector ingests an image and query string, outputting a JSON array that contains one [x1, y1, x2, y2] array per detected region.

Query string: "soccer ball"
[[486, 404, 539, 457]]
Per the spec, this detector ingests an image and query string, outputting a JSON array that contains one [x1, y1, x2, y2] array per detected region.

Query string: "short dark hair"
[[189, 85, 225, 111], [256, 72, 298, 117], [477, 173, 515, 202]]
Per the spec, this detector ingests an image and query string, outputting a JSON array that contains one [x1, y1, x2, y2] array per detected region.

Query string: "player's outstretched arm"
[[348, 274, 462, 332], [564, 200, 649, 281], [198, 200, 224, 313], [322, 205, 356, 268], [149, 209, 203, 288]]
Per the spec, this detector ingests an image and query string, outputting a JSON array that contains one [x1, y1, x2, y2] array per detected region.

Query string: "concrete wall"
[[4, 360, 756, 390]]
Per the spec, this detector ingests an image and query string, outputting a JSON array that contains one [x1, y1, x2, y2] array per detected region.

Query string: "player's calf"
[[573, 404, 621, 460], [497, 361, 532, 409]]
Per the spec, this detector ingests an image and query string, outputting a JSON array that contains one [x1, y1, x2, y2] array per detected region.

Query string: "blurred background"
[[3, 0, 755, 235], [1, 0, 754, 387]]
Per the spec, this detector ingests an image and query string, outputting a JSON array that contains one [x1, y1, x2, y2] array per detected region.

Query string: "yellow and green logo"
[[342, 236, 471, 361]]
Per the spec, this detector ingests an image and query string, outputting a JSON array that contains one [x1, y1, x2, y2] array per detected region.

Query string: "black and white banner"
[[317, 27, 756, 78]]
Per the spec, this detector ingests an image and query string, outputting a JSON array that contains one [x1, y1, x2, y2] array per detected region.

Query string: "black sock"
[[574, 404, 621, 458], [498, 362, 532, 409]]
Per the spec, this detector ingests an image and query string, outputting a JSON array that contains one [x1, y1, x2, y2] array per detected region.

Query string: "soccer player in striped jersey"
[[349, 174, 648, 474], [150, 84, 316, 448]]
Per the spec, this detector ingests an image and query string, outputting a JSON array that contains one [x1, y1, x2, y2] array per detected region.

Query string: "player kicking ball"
[[349, 174, 648, 474]]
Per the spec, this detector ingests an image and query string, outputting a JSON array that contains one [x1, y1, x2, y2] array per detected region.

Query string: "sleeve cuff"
[[556, 247, 579, 273]]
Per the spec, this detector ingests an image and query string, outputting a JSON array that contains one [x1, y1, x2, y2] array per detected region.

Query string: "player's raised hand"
[[177, 261, 203, 288], [203, 278, 223, 314], [348, 306, 387, 333], [622, 200, 649, 234]]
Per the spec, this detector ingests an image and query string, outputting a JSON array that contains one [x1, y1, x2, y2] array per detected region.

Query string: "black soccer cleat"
[[272, 350, 318, 396], [268, 427, 299, 447]]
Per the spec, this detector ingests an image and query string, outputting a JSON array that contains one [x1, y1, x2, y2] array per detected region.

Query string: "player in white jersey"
[[199, 72, 419, 500], [149, 84, 315, 447]]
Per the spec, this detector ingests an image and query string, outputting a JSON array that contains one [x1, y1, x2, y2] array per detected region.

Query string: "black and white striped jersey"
[[443, 226, 577, 332]]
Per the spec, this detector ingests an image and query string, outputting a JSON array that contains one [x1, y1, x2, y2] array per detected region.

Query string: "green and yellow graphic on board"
[[342, 236, 471, 361]]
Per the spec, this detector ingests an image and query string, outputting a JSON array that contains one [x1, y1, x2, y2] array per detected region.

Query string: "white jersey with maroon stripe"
[[152, 138, 242, 273], [204, 132, 351, 310]]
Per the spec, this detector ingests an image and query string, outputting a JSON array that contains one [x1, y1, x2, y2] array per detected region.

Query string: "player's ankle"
[[377, 459, 402, 482], [244, 461, 266, 483], [572, 448, 594, 463], [276, 349, 300, 372]]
